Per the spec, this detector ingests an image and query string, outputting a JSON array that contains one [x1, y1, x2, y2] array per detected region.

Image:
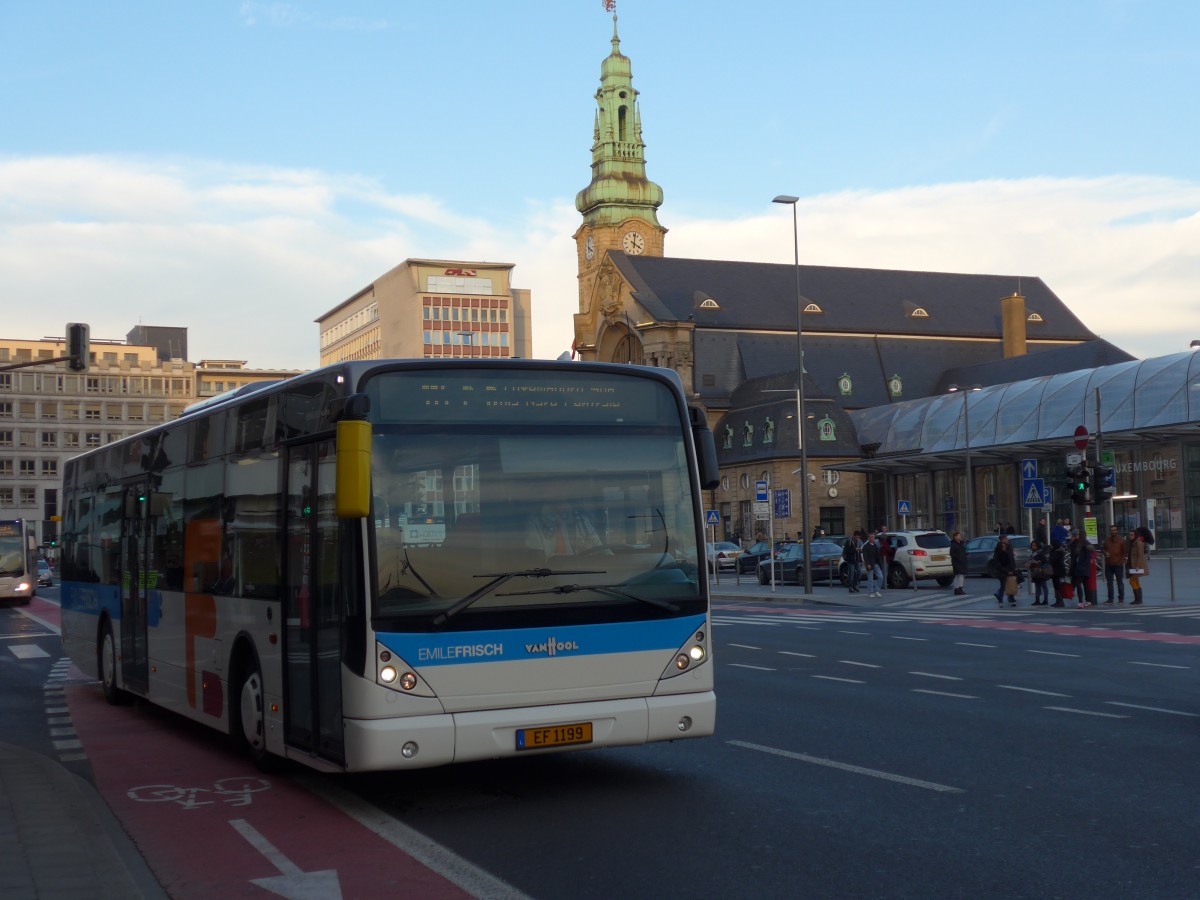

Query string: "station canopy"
[[843, 350, 1200, 473]]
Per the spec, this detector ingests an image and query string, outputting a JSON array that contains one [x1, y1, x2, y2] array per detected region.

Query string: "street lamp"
[[947, 383, 981, 537], [773, 194, 812, 593]]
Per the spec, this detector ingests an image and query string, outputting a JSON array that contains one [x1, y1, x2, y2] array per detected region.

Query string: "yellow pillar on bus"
[[336, 419, 372, 519]]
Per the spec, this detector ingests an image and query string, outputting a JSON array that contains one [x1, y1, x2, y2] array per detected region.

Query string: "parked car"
[[705, 541, 743, 571], [36, 559, 53, 587], [869, 530, 954, 588], [965, 534, 1031, 577], [758, 540, 843, 585], [737, 539, 792, 574]]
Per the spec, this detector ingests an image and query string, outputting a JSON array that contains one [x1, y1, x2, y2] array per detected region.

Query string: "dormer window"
[[698, 298, 720, 310], [1027, 312, 1044, 323], [910, 307, 929, 318], [803, 303, 823, 314]]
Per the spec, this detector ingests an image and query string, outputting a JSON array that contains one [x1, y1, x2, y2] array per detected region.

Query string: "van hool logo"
[[524, 637, 581, 657]]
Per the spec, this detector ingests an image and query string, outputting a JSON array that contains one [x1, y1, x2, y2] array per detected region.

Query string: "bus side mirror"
[[336, 419, 372, 519], [689, 407, 720, 490]]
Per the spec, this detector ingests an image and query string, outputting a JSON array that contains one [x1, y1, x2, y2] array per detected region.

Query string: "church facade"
[[569, 14, 1137, 544]]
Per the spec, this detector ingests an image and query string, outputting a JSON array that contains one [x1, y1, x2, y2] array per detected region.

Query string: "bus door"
[[283, 441, 345, 764], [120, 480, 151, 694]]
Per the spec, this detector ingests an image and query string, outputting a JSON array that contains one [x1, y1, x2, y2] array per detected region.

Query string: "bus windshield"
[[365, 370, 703, 629]]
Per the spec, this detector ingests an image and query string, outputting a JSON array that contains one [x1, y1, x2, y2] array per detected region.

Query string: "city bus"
[[0, 518, 37, 603], [60, 359, 719, 771]]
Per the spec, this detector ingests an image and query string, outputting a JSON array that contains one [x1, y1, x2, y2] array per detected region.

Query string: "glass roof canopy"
[[845, 350, 1200, 473]]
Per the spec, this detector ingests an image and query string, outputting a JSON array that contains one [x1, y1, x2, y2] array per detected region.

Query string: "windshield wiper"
[[432, 567, 605, 627], [496, 582, 680, 612]]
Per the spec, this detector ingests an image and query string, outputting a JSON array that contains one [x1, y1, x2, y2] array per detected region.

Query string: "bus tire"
[[98, 618, 130, 705], [231, 649, 275, 771]]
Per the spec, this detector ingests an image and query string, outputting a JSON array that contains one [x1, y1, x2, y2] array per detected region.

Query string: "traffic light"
[[1093, 465, 1115, 500], [1069, 464, 1090, 505], [66, 322, 90, 372]]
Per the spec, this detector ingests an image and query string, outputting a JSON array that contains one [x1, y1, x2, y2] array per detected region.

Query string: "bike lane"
[[68, 683, 474, 899]]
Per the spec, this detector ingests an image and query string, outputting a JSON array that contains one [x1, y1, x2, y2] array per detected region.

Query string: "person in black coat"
[[1029, 539, 1050, 605], [991, 535, 1018, 607], [1049, 539, 1068, 606]]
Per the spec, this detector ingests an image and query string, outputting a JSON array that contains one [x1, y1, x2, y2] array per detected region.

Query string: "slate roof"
[[610, 254, 1098, 340]]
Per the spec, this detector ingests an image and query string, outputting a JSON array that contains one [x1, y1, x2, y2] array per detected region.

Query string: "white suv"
[[884, 530, 954, 588]]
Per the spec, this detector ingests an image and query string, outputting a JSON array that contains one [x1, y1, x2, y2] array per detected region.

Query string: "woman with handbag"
[[1127, 528, 1149, 605], [991, 535, 1018, 607], [1029, 539, 1050, 606]]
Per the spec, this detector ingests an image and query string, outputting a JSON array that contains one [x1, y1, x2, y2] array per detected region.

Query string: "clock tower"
[[574, 11, 666, 358]]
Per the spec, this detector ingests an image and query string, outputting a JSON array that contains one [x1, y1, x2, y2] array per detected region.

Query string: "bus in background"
[[0, 518, 36, 604], [59, 360, 719, 772]]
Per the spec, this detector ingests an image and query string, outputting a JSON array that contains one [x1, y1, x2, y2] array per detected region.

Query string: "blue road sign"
[[1021, 458, 1038, 479], [897, 500, 912, 516], [756, 480, 769, 502], [1022, 478, 1046, 509], [705, 510, 721, 526], [773, 489, 791, 519]]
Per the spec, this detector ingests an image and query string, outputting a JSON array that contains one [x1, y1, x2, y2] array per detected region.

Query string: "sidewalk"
[[0, 741, 167, 899]]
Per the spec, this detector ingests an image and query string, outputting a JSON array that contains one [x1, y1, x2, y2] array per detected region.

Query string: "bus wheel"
[[98, 619, 130, 706], [233, 653, 274, 770]]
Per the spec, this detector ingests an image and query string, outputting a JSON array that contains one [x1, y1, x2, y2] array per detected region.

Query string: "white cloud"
[[2, 157, 1197, 369]]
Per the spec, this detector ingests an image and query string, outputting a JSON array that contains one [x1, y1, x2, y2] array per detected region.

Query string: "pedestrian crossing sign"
[[1022, 478, 1046, 509], [705, 510, 720, 526]]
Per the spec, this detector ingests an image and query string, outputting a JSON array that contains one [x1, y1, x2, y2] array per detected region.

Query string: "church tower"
[[573, 10, 666, 359]]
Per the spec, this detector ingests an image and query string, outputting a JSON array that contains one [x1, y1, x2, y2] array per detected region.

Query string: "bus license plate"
[[516, 722, 593, 751]]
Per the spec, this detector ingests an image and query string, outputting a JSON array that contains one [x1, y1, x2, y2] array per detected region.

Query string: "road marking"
[[812, 675, 865, 684], [1025, 649, 1081, 657], [1044, 706, 1128, 718], [295, 775, 532, 900], [729, 740, 964, 793], [728, 643, 761, 650], [728, 663, 776, 671], [955, 642, 995, 648], [838, 630, 870, 635], [1105, 701, 1198, 717], [1128, 661, 1189, 669], [997, 685, 1071, 698], [230, 818, 342, 897], [1, 631, 57, 640], [891, 636, 928, 641], [779, 651, 816, 658], [839, 660, 881, 668], [912, 689, 978, 699], [910, 671, 962, 680], [9, 644, 51, 659]]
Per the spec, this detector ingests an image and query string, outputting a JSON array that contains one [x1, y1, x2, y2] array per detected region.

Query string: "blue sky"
[[2, 1, 1198, 368]]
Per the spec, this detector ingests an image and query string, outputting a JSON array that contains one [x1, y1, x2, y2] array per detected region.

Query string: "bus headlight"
[[380, 665, 398, 684], [689, 645, 705, 661]]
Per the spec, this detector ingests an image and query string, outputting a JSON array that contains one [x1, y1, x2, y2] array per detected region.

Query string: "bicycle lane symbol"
[[127, 776, 272, 810]]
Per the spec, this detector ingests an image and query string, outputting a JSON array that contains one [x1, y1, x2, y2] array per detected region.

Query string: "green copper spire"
[[575, 13, 664, 229]]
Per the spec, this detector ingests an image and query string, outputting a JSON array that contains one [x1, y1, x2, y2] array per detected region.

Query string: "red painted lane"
[[714, 604, 1200, 644], [21, 595, 61, 629], [930, 618, 1200, 644], [69, 684, 471, 899]]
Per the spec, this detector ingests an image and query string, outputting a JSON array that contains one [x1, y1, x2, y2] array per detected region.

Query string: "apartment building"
[[0, 330, 302, 552]]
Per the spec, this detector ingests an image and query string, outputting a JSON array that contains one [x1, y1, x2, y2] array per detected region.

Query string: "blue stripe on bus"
[[377, 614, 708, 667]]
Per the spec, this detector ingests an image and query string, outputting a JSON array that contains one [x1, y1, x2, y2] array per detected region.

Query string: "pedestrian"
[[862, 531, 883, 598], [1050, 518, 1068, 546], [1072, 539, 1097, 607], [1035, 517, 1048, 547], [1029, 538, 1050, 605], [1004, 522, 1016, 535], [811, 524, 825, 542], [1102, 525, 1128, 604], [991, 535, 1018, 607], [1127, 528, 1149, 605], [949, 531, 968, 596], [842, 531, 863, 593], [1049, 539, 1067, 606], [874, 525, 892, 589]]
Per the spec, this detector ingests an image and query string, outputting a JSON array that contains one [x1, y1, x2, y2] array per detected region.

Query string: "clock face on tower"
[[622, 231, 645, 255], [584, 235, 595, 260]]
